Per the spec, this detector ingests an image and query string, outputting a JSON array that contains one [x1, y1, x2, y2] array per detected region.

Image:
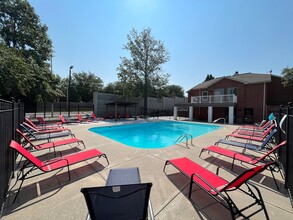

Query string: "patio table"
[[106, 167, 141, 186], [106, 167, 154, 220]]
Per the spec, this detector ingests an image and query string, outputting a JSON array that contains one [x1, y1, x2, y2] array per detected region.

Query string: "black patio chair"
[[81, 167, 154, 220], [81, 182, 152, 220]]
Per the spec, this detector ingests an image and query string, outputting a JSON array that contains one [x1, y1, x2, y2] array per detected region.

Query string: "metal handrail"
[[174, 134, 193, 148], [213, 118, 226, 124]]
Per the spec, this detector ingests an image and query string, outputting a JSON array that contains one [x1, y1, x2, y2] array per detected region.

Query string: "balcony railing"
[[191, 94, 237, 104]]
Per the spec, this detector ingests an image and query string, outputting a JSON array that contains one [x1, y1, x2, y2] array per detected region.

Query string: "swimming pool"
[[89, 121, 221, 149]]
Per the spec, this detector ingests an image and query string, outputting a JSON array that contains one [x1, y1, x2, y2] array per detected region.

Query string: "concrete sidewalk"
[[2, 119, 293, 219]]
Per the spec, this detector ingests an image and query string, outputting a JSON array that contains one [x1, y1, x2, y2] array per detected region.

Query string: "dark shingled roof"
[[188, 73, 273, 91]]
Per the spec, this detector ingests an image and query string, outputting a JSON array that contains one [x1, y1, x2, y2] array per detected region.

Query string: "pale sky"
[[29, 0, 293, 93]]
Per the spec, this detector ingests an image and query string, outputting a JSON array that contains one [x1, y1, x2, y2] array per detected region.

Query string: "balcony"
[[191, 94, 237, 104]]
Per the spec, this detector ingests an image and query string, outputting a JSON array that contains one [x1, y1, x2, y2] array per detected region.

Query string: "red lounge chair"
[[58, 115, 79, 124], [26, 117, 63, 130], [235, 120, 271, 132], [76, 114, 92, 123], [231, 124, 275, 137], [17, 129, 85, 153], [10, 140, 109, 202], [164, 157, 271, 219], [35, 116, 63, 127], [238, 120, 271, 130], [90, 113, 104, 121], [23, 122, 70, 134], [226, 125, 275, 142], [199, 141, 286, 189]]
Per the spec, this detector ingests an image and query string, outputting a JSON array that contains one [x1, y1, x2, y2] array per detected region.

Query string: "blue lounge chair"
[[20, 124, 74, 141]]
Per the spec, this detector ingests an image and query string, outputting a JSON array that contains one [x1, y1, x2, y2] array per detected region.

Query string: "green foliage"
[[281, 67, 293, 87], [204, 74, 215, 82], [117, 28, 170, 113], [103, 81, 125, 95], [61, 71, 104, 102], [0, 43, 33, 99], [0, 0, 64, 102], [0, 0, 52, 63], [163, 85, 185, 97]]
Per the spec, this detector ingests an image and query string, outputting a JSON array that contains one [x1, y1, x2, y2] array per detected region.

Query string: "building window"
[[214, 88, 224, 102], [227, 87, 238, 96], [202, 91, 208, 102], [227, 87, 237, 102]]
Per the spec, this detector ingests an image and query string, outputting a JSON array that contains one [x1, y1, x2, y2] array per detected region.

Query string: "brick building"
[[175, 72, 293, 124]]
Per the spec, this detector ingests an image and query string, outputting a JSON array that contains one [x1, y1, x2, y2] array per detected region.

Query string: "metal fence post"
[[285, 102, 291, 188], [51, 103, 54, 117], [44, 102, 46, 118], [11, 99, 16, 179], [278, 105, 283, 143], [34, 102, 37, 118]]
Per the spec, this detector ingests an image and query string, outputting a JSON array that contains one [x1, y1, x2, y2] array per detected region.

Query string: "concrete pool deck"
[[2, 118, 293, 219]]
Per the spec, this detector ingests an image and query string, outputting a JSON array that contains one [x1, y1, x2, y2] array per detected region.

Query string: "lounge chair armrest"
[[216, 165, 238, 177], [192, 173, 228, 200], [193, 173, 221, 194], [44, 157, 69, 167]]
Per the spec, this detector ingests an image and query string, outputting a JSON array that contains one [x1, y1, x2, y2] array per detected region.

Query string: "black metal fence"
[[24, 102, 94, 118], [274, 103, 293, 206], [0, 99, 24, 216]]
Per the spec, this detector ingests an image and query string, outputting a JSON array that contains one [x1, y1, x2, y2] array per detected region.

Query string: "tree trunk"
[[143, 73, 148, 115]]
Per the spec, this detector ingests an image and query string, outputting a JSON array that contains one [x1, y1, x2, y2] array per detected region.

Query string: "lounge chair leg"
[[188, 174, 195, 199], [269, 166, 279, 190], [67, 165, 71, 181], [13, 167, 32, 203], [163, 161, 170, 173], [103, 154, 109, 165], [199, 149, 205, 158], [81, 140, 86, 149], [231, 158, 235, 170], [250, 183, 270, 219], [13, 179, 25, 203]]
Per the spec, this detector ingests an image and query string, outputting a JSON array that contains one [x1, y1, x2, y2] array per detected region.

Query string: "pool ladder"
[[213, 117, 226, 124], [174, 134, 194, 148]]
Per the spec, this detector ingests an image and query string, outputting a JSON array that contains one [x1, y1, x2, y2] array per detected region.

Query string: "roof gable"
[[188, 73, 272, 92]]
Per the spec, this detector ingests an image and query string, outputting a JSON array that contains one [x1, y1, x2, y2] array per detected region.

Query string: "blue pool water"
[[89, 121, 221, 149]]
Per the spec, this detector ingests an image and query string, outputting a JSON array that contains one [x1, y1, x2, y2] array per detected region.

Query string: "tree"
[[281, 67, 293, 87], [63, 71, 103, 102], [204, 74, 215, 82], [0, 43, 33, 99], [0, 0, 62, 102], [117, 28, 170, 115], [164, 85, 185, 97], [103, 81, 125, 95], [0, 0, 52, 63]]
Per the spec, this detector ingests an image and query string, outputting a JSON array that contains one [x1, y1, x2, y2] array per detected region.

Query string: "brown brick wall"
[[188, 78, 265, 123], [187, 76, 293, 123], [267, 76, 293, 105], [243, 83, 265, 122]]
